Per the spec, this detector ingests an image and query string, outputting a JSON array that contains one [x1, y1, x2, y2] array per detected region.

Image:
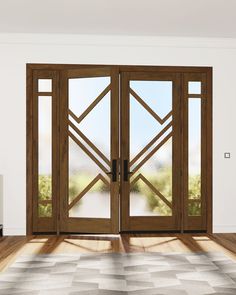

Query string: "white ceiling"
[[0, 0, 236, 38]]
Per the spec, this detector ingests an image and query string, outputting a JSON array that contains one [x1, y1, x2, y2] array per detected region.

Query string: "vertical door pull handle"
[[124, 160, 133, 181], [106, 159, 117, 182]]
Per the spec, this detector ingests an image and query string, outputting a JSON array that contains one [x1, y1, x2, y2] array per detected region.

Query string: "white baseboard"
[[213, 225, 236, 233], [3, 228, 26, 236]]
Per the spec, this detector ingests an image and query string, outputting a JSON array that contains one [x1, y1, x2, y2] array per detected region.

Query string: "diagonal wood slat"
[[161, 110, 173, 123], [130, 173, 172, 209], [132, 131, 173, 174], [130, 121, 172, 166], [130, 173, 142, 187], [69, 119, 110, 166], [69, 131, 108, 174], [68, 84, 111, 124], [68, 173, 110, 210], [130, 88, 172, 124]]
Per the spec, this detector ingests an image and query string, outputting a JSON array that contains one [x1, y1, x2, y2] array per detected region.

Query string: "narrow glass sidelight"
[[188, 98, 201, 216], [38, 96, 52, 217]]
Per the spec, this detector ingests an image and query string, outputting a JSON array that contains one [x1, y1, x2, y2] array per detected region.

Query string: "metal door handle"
[[105, 159, 117, 182], [124, 160, 133, 181]]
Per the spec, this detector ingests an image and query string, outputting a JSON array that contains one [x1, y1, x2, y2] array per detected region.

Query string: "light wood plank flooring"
[[1, 234, 236, 272]]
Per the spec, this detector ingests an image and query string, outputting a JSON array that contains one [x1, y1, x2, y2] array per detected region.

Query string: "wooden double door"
[[27, 65, 212, 234]]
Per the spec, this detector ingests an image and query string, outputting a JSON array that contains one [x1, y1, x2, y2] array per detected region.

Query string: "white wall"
[[0, 33, 236, 235]]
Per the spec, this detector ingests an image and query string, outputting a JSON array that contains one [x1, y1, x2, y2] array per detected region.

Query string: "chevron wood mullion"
[[130, 173, 142, 187], [69, 119, 111, 166], [132, 131, 173, 174], [68, 109, 78, 123], [77, 84, 111, 123], [161, 110, 172, 124], [69, 131, 108, 174], [100, 174, 110, 187], [68, 174, 101, 210], [140, 174, 172, 209], [130, 121, 172, 166], [130, 88, 163, 124]]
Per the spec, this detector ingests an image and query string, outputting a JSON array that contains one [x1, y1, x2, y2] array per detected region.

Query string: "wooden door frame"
[[26, 63, 212, 235], [59, 67, 119, 233], [120, 71, 182, 231]]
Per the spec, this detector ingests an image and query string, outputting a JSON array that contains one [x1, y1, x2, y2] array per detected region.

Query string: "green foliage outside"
[[38, 175, 52, 200], [38, 203, 52, 217], [189, 175, 201, 199], [38, 175, 52, 217], [131, 167, 172, 216], [188, 174, 201, 215], [38, 169, 201, 217], [131, 167, 201, 216], [69, 173, 109, 202]]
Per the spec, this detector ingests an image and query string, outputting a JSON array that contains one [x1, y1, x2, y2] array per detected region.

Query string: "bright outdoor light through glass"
[[68, 77, 111, 218], [188, 81, 201, 95], [38, 79, 52, 92], [188, 98, 201, 216], [129, 81, 173, 216], [38, 96, 52, 217]]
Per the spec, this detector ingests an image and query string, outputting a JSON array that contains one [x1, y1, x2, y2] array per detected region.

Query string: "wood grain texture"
[[120, 71, 182, 232], [27, 64, 212, 234], [27, 64, 212, 73], [0, 234, 236, 273]]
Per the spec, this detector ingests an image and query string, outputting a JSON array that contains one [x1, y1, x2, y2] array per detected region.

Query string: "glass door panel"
[[60, 68, 119, 233], [121, 72, 181, 231]]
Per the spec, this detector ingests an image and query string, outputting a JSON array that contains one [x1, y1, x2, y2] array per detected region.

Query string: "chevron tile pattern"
[[0, 252, 236, 294]]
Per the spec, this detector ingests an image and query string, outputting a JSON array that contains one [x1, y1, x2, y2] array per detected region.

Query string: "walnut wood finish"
[[120, 71, 182, 232], [26, 64, 212, 235], [59, 67, 119, 233]]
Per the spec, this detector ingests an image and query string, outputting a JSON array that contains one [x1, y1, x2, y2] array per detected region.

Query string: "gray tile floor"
[[0, 252, 236, 294]]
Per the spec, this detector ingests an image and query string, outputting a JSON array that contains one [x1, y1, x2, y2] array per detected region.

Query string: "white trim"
[[213, 226, 236, 233], [3, 228, 26, 236], [1, 33, 236, 49]]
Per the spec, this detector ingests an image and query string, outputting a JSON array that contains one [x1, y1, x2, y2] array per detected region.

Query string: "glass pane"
[[69, 77, 110, 115], [69, 77, 110, 159], [68, 138, 110, 218], [188, 82, 201, 95], [129, 81, 173, 217], [188, 201, 201, 216], [68, 77, 111, 219], [38, 96, 52, 217], [130, 81, 172, 118], [188, 98, 201, 216], [130, 138, 172, 216], [130, 81, 172, 160], [38, 79, 52, 92], [38, 203, 52, 217]]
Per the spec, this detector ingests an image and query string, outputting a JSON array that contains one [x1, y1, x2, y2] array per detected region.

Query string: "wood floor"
[[1, 234, 236, 273]]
